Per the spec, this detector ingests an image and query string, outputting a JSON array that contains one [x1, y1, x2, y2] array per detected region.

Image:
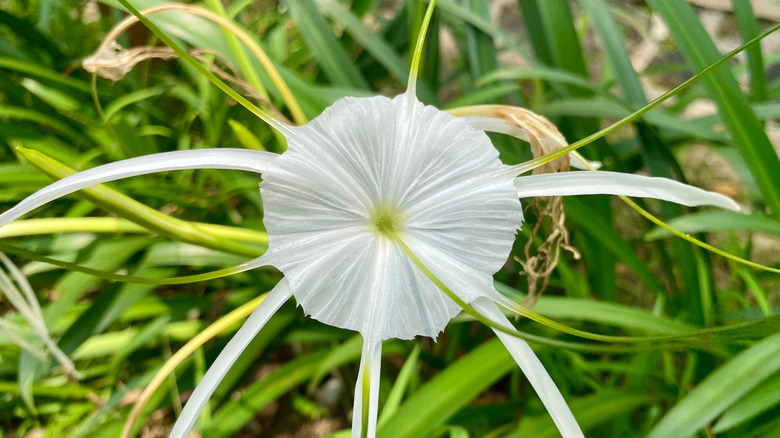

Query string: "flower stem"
[[407, 0, 438, 97], [0, 217, 267, 244], [0, 242, 271, 285]]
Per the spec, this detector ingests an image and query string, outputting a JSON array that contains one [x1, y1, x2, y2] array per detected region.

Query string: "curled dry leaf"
[[496, 107, 580, 304], [83, 42, 178, 81]]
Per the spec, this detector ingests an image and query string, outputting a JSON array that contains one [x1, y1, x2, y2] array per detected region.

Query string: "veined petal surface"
[[261, 93, 523, 340]]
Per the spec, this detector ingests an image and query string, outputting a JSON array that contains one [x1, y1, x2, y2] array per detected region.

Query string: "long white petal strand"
[[0, 149, 277, 228], [351, 336, 383, 438], [472, 297, 584, 438], [169, 279, 292, 438], [515, 171, 739, 211]]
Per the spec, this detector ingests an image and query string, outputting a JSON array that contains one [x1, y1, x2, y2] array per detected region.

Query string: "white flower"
[[0, 85, 738, 437], [261, 93, 523, 341]]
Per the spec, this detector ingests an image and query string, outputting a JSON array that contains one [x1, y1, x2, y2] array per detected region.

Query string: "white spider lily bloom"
[[0, 91, 738, 438], [261, 93, 524, 341]]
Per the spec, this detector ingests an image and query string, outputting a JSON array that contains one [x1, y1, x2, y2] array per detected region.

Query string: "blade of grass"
[[507, 390, 656, 438], [734, 0, 768, 102], [0, 217, 267, 243], [647, 332, 780, 438], [513, 21, 780, 173], [120, 293, 269, 438], [581, 0, 705, 322], [564, 198, 665, 297], [0, 57, 92, 93], [713, 371, 780, 433], [645, 211, 780, 240], [204, 351, 328, 438], [285, 0, 368, 89], [202, 0, 268, 100], [376, 338, 514, 438], [377, 343, 421, 427], [314, 0, 408, 85], [461, 0, 521, 106]]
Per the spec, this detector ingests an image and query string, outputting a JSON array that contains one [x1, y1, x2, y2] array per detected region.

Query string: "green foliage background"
[[1, 0, 779, 436]]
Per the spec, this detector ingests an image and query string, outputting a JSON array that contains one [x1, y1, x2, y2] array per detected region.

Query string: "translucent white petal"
[[169, 279, 292, 438], [472, 297, 584, 438], [463, 115, 598, 170], [261, 92, 523, 340], [0, 149, 277, 228], [351, 336, 382, 438], [515, 171, 739, 210]]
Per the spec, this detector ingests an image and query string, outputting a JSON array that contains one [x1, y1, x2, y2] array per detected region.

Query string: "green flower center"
[[371, 204, 403, 236]]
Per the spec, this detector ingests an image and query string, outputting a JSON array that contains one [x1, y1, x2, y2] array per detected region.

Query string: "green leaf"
[[20, 78, 81, 112], [564, 198, 665, 295], [286, 0, 369, 89], [0, 106, 88, 144], [308, 334, 362, 392], [435, 0, 523, 54], [204, 351, 327, 438], [0, 56, 92, 92], [507, 390, 656, 438], [16, 147, 264, 257], [314, 0, 408, 84], [580, 0, 645, 107], [645, 211, 780, 240], [102, 86, 167, 121], [377, 343, 421, 426], [734, 0, 768, 102], [479, 67, 600, 92], [713, 371, 780, 432], [228, 119, 266, 151], [376, 338, 514, 438], [647, 332, 780, 438], [528, 296, 697, 336]]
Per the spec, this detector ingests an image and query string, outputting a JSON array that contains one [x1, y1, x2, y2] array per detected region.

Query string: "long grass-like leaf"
[[647, 332, 780, 437]]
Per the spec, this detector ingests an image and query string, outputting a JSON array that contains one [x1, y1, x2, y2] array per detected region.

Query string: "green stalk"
[[203, 0, 268, 100], [0, 242, 265, 285], [0, 217, 267, 243], [407, 0, 437, 96], [361, 354, 371, 438]]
